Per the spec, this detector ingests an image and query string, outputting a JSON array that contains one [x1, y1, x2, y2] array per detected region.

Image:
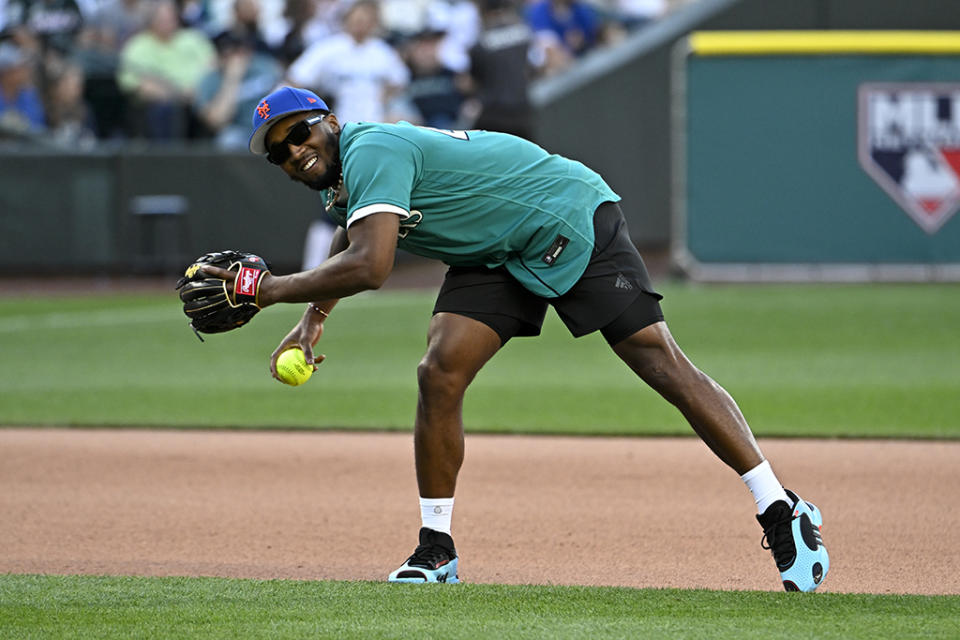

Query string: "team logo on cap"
[[858, 83, 960, 234], [257, 100, 270, 120]]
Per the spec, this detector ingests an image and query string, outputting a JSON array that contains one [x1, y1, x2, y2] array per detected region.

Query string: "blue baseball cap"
[[249, 86, 330, 155]]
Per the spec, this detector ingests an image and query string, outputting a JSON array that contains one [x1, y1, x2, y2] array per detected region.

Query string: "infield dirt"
[[1, 428, 957, 594]]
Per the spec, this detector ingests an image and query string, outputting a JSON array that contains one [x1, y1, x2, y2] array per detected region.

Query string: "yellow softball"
[[276, 348, 313, 386]]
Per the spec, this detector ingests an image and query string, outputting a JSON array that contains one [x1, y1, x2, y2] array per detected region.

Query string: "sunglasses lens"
[[287, 121, 312, 145], [267, 146, 288, 165], [266, 120, 314, 165]]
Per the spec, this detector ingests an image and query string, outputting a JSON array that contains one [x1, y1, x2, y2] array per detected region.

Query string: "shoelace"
[[761, 514, 796, 567], [406, 543, 452, 569]]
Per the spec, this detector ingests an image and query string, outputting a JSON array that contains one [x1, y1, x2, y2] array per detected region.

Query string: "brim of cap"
[[248, 107, 319, 155]]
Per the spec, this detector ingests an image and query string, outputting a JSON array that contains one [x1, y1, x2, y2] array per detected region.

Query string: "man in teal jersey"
[[203, 87, 828, 592]]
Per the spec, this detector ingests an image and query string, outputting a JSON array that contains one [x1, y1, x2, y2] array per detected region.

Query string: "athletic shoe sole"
[[780, 490, 829, 592], [388, 557, 459, 584]]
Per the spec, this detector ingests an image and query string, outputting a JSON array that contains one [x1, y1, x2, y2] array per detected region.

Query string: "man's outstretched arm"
[[204, 212, 402, 306]]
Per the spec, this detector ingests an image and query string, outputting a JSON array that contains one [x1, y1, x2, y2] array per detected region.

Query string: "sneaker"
[[388, 527, 460, 583], [756, 489, 829, 592]]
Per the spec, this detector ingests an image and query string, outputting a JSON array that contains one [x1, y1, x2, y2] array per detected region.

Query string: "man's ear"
[[325, 113, 341, 134]]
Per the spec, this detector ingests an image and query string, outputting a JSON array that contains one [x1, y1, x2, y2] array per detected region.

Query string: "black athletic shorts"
[[432, 201, 664, 346]]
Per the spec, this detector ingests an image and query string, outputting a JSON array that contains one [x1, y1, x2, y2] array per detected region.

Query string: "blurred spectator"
[[117, 0, 215, 139], [0, 41, 45, 137], [270, 0, 341, 66], [465, 0, 533, 139], [287, 0, 409, 123], [72, 0, 146, 139], [179, 0, 212, 29], [614, 0, 666, 30], [44, 58, 96, 145], [402, 24, 465, 129], [272, 0, 312, 65], [84, 0, 147, 46], [2, 0, 84, 56], [379, 0, 430, 38], [213, 0, 273, 56], [194, 31, 282, 148], [524, 0, 598, 58], [423, 0, 478, 74]]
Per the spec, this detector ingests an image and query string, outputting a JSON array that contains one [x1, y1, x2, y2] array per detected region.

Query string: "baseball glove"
[[176, 250, 271, 340]]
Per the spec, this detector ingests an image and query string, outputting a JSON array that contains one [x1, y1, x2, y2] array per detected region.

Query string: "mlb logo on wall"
[[859, 83, 960, 234]]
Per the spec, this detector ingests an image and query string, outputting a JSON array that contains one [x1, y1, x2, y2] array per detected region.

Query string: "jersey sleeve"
[[342, 131, 422, 227]]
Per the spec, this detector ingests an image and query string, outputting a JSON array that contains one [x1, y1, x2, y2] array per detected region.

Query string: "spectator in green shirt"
[[117, 0, 215, 139]]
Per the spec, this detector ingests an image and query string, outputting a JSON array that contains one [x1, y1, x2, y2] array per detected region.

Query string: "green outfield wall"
[[5, 1, 960, 275], [532, 0, 960, 250], [0, 150, 323, 275], [672, 31, 960, 280]]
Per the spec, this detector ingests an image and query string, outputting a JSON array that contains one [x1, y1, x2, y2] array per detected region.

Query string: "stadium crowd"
[[0, 0, 679, 147]]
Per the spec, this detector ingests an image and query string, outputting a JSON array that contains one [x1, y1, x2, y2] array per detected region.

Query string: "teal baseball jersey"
[[324, 122, 620, 297]]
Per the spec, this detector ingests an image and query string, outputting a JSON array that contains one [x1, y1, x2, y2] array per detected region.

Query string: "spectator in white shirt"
[[286, 0, 409, 124]]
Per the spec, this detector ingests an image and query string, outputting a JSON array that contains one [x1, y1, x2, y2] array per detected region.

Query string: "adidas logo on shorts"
[[615, 273, 634, 291]]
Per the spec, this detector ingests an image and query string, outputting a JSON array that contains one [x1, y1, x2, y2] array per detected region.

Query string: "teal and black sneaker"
[[757, 490, 829, 592], [388, 527, 460, 583]]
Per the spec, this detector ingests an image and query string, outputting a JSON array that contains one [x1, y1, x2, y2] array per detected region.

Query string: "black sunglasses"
[[267, 114, 326, 165]]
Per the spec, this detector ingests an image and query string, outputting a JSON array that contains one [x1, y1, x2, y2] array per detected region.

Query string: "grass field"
[[0, 283, 957, 438], [2, 575, 959, 640], [2, 282, 958, 638]]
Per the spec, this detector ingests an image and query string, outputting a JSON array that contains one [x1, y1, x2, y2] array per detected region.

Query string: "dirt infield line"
[[1, 428, 956, 594]]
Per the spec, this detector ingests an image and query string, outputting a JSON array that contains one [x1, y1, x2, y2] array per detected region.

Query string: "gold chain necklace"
[[324, 174, 344, 212]]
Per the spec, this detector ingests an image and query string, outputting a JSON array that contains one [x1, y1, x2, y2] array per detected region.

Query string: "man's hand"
[[199, 257, 278, 309], [270, 307, 327, 380], [199, 264, 279, 308], [199, 264, 235, 284], [176, 250, 271, 337]]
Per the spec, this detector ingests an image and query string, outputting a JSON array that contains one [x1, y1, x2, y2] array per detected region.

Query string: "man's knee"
[[417, 352, 458, 397], [633, 347, 687, 393], [417, 314, 502, 400], [416, 342, 479, 402], [615, 324, 700, 394]]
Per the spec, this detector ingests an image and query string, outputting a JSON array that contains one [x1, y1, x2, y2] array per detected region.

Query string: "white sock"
[[740, 460, 791, 514], [420, 497, 455, 535]]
